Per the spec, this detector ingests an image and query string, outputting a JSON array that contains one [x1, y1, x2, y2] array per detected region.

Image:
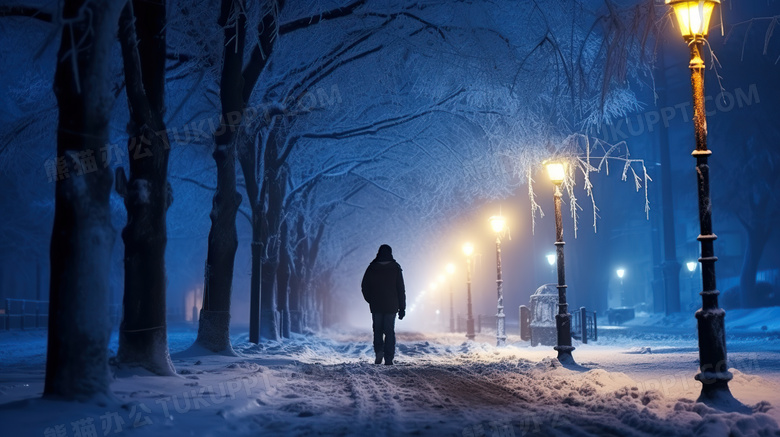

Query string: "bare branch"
[[0, 6, 53, 22], [279, 0, 367, 35]]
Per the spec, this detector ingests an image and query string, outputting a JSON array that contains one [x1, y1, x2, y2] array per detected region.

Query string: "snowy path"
[[1, 325, 780, 436]]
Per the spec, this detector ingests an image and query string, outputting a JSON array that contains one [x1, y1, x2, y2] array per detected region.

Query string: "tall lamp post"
[[463, 242, 476, 340], [446, 263, 456, 333], [546, 161, 575, 364], [666, 0, 733, 403], [437, 275, 446, 329], [490, 215, 507, 346], [430, 282, 439, 326]]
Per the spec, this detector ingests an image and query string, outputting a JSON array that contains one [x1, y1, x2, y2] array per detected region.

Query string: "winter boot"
[[374, 353, 383, 364], [384, 358, 393, 365]]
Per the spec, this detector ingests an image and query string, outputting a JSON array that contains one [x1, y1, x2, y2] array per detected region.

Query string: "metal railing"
[[1, 299, 48, 330], [571, 307, 597, 343], [1, 300, 194, 330]]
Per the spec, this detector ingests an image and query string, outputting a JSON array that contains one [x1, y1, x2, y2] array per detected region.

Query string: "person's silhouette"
[[361, 244, 406, 365]]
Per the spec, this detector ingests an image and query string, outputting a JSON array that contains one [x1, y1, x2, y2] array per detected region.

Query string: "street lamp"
[[667, 0, 718, 40], [686, 260, 698, 310], [430, 281, 439, 324], [666, 0, 733, 405], [545, 160, 575, 364], [546, 253, 556, 279], [616, 268, 626, 306], [463, 242, 476, 340], [437, 275, 446, 329], [490, 215, 507, 346], [446, 263, 456, 333]]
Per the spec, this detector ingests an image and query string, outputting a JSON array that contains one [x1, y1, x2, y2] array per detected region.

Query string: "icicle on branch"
[[526, 133, 651, 236]]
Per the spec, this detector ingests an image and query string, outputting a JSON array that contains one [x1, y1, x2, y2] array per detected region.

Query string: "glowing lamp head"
[[446, 263, 456, 275], [545, 161, 566, 185], [616, 268, 625, 279], [666, 0, 719, 41], [687, 261, 697, 272], [546, 254, 556, 266], [489, 215, 506, 234], [462, 242, 474, 257]]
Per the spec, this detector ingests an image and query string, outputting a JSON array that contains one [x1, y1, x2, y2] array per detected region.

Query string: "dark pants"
[[372, 313, 396, 361]]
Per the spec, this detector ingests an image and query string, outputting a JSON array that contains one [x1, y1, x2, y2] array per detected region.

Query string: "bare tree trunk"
[[288, 272, 303, 333], [277, 220, 292, 338], [289, 217, 305, 334], [195, 0, 245, 354], [249, 205, 262, 342], [237, 129, 262, 343], [258, 127, 287, 341], [115, 0, 176, 376], [44, 0, 122, 401], [260, 248, 279, 340]]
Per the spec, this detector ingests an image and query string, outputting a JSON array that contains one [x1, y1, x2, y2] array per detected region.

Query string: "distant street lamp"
[[686, 260, 698, 309], [463, 242, 476, 340], [666, 0, 733, 404], [546, 253, 556, 279], [446, 263, 456, 333], [437, 275, 446, 329], [430, 282, 439, 325], [545, 161, 575, 364], [490, 215, 507, 346]]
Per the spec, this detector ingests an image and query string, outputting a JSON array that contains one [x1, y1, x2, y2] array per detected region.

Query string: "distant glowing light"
[[546, 254, 556, 266], [435, 310, 440, 315], [687, 261, 697, 272], [616, 268, 625, 279], [462, 243, 474, 257], [489, 215, 506, 234], [666, 0, 719, 40], [446, 263, 455, 275], [545, 161, 566, 185]]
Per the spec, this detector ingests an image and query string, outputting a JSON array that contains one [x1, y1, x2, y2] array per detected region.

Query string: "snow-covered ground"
[[2, 310, 780, 436]]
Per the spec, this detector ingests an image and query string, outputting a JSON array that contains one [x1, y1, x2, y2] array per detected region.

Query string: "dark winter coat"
[[361, 253, 406, 314]]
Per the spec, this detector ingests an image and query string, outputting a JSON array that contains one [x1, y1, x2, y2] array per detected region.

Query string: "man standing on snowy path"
[[361, 244, 406, 365]]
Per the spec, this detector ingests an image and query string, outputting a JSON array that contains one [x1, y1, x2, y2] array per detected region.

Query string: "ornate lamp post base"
[[554, 345, 576, 364], [695, 306, 739, 406], [466, 317, 475, 340], [496, 312, 506, 346], [463, 243, 476, 341], [554, 312, 575, 364]]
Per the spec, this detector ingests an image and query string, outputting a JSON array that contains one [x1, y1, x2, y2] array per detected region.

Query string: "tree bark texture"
[[277, 219, 292, 338], [116, 0, 176, 376], [196, 0, 245, 353], [44, 0, 123, 401], [259, 126, 288, 341]]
